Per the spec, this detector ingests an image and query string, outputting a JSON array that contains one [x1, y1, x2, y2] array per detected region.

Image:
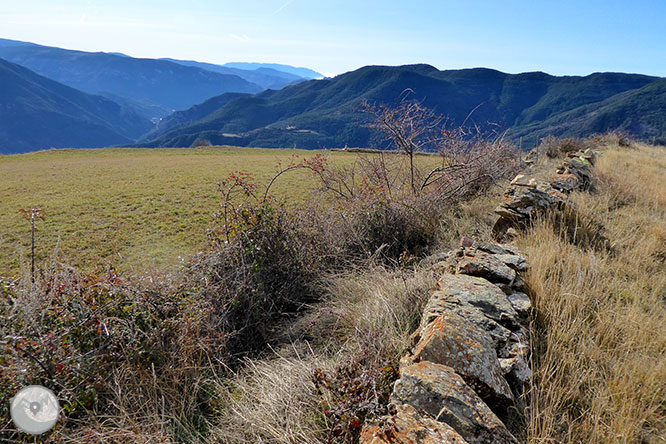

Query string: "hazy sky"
[[1, 0, 665, 77]]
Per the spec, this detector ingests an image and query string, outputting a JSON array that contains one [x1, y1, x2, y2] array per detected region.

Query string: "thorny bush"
[[312, 333, 400, 444], [0, 268, 224, 442]]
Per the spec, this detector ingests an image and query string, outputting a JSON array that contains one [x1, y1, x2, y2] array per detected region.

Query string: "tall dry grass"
[[210, 266, 436, 444], [520, 142, 666, 443]]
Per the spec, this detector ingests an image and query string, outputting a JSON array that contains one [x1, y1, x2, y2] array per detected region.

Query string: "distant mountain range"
[[0, 58, 151, 154], [0, 38, 321, 122], [138, 64, 665, 149], [221, 62, 323, 80], [159, 58, 306, 90], [1, 37, 665, 154]]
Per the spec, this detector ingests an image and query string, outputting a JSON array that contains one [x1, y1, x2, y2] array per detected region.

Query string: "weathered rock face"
[[392, 362, 518, 444], [434, 273, 521, 328], [550, 172, 580, 193], [510, 174, 538, 189], [457, 252, 517, 284], [507, 292, 531, 317], [558, 151, 594, 191], [411, 311, 514, 404], [436, 245, 530, 287], [494, 183, 566, 225], [500, 356, 532, 386], [421, 290, 512, 352], [360, 403, 469, 444]]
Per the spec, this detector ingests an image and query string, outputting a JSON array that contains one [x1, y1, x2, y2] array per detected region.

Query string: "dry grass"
[[213, 354, 330, 444], [0, 146, 446, 278], [0, 147, 359, 277], [211, 266, 436, 444], [434, 188, 504, 248], [520, 142, 666, 443]]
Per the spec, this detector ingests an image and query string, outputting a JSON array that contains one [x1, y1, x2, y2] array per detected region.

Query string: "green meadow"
[[0, 146, 361, 278]]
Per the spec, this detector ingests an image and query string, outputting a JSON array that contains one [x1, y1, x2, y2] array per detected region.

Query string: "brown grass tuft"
[[210, 266, 435, 444]]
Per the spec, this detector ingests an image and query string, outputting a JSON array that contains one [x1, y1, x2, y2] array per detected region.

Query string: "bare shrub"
[[197, 199, 324, 356], [191, 138, 213, 148], [362, 99, 442, 194], [537, 135, 589, 159], [361, 98, 520, 201], [273, 99, 522, 263], [427, 136, 520, 202], [589, 130, 634, 148], [312, 347, 399, 444]]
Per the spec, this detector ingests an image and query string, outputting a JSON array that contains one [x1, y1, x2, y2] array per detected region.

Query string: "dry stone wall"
[[360, 149, 596, 444], [492, 148, 596, 241]]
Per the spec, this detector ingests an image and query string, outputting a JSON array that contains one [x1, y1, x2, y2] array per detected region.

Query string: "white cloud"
[[229, 33, 250, 42], [272, 0, 294, 16]]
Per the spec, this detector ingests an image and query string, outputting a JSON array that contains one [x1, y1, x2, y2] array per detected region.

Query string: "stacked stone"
[[361, 242, 531, 444], [360, 149, 600, 443], [492, 148, 597, 241]]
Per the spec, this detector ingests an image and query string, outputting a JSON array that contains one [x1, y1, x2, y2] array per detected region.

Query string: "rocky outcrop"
[[360, 242, 531, 444], [492, 148, 597, 241]]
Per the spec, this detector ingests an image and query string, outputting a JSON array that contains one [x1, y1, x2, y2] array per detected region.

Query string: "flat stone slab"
[[360, 403, 469, 444], [499, 356, 532, 385], [392, 362, 518, 444], [431, 273, 520, 330], [550, 172, 580, 193], [412, 310, 513, 404], [507, 292, 532, 315], [456, 252, 517, 284], [494, 185, 567, 221], [420, 296, 512, 353]]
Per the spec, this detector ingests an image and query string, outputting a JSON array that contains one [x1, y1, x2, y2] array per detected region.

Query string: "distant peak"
[[222, 62, 323, 79]]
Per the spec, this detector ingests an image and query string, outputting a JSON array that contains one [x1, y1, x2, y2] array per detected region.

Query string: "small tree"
[[191, 137, 213, 148], [362, 98, 442, 195], [18, 207, 45, 282], [362, 97, 520, 204]]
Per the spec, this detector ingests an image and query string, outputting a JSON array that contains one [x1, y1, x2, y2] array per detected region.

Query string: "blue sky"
[[1, 0, 665, 77]]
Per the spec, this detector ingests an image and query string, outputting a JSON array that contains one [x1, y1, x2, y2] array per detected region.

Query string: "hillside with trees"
[[0, 58, 152, 154]]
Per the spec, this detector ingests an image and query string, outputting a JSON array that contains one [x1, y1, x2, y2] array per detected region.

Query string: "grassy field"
[[0, 146, 368, 278]]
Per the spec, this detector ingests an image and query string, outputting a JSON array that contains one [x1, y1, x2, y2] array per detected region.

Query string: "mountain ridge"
[[2, 37, 664, 152], [222, 62, 323, 79], [139, 64, 662, 149], [0, 58, 152, 154], [159, 58, 307, 90], [0, 38, 263, 120]]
